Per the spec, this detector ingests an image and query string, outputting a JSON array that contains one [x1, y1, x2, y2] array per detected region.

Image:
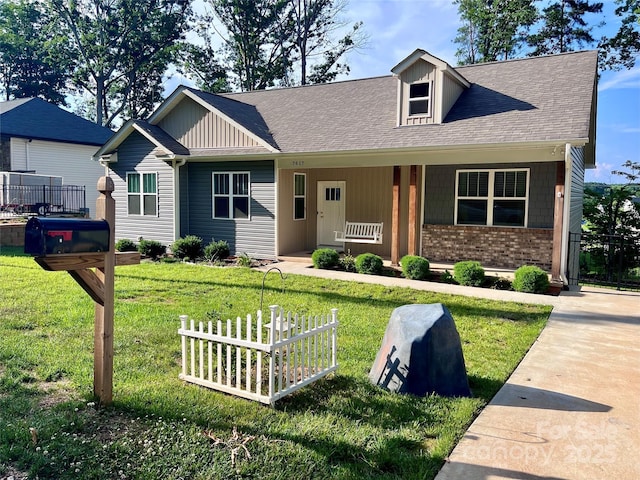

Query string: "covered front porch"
[[276, 164, 422, 263]]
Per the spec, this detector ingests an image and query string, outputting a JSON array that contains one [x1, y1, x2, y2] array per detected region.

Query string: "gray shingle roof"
[[214, 50, 597, 154], [0, 98, 114, 146]]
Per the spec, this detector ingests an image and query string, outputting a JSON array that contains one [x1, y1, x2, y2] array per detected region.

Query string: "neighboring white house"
[[0, 98, 113, 216]]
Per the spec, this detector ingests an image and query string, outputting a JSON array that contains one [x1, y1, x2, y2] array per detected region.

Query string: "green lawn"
[[0, 251, 551, 479]]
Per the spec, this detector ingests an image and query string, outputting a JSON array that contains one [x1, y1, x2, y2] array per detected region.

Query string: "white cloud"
[[598, 66, 640, 92], [341, 0, 461, 79], [586, 161, 624, 183]]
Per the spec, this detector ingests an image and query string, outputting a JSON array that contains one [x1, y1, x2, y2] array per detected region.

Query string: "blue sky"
[[335, 0, 640, 183]]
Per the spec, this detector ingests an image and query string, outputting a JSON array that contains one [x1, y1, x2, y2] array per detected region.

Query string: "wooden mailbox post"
[[29, 177, 139, 405]]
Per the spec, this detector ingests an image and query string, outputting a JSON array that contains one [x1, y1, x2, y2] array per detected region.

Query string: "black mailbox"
[[24, 217, 110, 256]]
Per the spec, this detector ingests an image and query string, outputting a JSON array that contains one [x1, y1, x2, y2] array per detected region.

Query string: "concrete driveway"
[[436, 286, 640, 480]]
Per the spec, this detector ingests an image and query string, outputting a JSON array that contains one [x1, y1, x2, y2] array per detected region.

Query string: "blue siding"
[[185, 161, 276, 259], [107, 132, 175, 245]]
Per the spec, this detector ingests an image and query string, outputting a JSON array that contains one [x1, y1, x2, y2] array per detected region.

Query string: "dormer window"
[[409, 82, 431, 116]]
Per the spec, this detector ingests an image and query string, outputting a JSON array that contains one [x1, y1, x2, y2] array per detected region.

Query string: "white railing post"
[[256, 310, 263, 395], [180, 315, 188, 377], [331, 308, 338, 368], [268, 305, 278, 399], [190, 318, 195, 377], [207, 321, 213, 382], [199, 322, 204, 380]]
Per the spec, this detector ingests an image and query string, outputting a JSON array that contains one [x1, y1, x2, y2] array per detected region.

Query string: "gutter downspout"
[[173, 158, 187, 241]]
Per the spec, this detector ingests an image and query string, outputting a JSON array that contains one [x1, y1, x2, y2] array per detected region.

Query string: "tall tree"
[[207, 0, 294, 91], [177, 39, 230, 93], [454, 0, 537, 64], [0, 0, 70, 104], [583, 161, 640, 278], [526, 0, 603, 55], [48, 0, 191, 127], [599, 0, 640, 70], [288, 0, 365, 85]]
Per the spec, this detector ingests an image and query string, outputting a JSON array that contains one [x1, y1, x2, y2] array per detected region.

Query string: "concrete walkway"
[[259, 262, 640, 480]]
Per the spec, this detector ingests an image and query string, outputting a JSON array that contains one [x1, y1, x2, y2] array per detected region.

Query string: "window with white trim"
[[293, 173, 306, 220], [455, 169, 529, 227], [409, 81, 431, 116], [127, 172, 157, 216], [212, 172, 250, 219]]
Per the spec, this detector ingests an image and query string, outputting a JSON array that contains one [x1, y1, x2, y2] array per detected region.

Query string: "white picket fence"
[[178, 305, 338, 405]]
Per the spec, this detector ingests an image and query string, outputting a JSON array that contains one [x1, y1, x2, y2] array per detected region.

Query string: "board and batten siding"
[[399, 60, 437, 126], [567, 146, 586, 285], [185, 161, 276, 259], [108, 132, 175, 245], [10, 138, 104, 216], [158, 97, 261, 149], [277, 166, 395, 257]]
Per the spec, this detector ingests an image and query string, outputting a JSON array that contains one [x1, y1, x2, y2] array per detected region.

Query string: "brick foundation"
[[0, 223, 26, 247], [421, 224, 553, 271]]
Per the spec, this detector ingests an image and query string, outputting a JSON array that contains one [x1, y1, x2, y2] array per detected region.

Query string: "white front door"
[[317, 181, 345, 247]]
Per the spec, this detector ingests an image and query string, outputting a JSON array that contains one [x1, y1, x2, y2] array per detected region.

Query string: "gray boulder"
[[369, 304, 471, 397]]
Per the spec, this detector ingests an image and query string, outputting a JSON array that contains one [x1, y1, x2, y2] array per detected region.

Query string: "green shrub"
[[171, 235, 203, 260], [236, 253, 252, 267], [137, 239, 166, 260], [355, 253, 383, 275], [312, 248, 340, 269], [453, 260, 485, 287], [339, 252, 356, 272], [204, 239, 230, 262], [400, 255, 430, 280], [115, 238, 137, 252], [513, 265, 550, 294]]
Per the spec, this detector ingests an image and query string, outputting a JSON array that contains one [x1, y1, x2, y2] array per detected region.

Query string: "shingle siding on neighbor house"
[[423, 162, 556, 228], [111, 132, 175, 245], [185, 161, 276, 259]]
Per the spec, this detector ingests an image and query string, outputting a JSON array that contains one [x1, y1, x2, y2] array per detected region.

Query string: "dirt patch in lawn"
[[38, 379, 77, 409]]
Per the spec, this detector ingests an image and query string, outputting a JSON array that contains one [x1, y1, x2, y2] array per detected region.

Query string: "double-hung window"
[[455, 169, 529, 227], [409, 82, 431, 116], [213, 172, 250, 219], [127, 172, 157, 216], [293, 173, 306, 220]]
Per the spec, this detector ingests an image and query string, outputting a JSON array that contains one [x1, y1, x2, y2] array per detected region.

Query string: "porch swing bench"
[[334, 222, 384, 244]]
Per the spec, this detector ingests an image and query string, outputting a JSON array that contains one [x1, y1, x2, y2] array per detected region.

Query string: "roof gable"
[[0, 98, 113, 146], [149, 86, 278, 152], [93, 119, 189, 160], [391, 48, 470, 88]]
